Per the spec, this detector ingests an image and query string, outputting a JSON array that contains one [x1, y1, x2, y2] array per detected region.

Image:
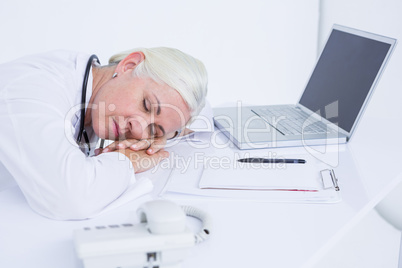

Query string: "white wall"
[[0, 0, 319, 107], [317, 2, 402, 267]]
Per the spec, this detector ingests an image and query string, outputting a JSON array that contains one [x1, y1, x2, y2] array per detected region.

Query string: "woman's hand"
[[118, 148, 169, 173], [94, 138, 169, 173], [95, 136, 167, 156]]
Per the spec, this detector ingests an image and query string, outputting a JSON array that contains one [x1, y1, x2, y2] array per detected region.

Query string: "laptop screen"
[[298, 27, 393, 134]]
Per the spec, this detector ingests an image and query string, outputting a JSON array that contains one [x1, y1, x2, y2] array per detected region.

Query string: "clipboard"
[[159, 149, 342, 203]]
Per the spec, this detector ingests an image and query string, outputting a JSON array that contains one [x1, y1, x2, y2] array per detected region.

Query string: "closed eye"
[[149, 123, 156, 138], [143, 99, 150, 112], [148, 123, 165, 138]]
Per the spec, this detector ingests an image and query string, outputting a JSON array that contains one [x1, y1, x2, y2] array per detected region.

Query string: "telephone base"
[[74, 222, 195, 268]]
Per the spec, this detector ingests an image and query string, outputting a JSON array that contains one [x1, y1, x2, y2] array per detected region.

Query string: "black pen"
[[238, 158, 306, 164]]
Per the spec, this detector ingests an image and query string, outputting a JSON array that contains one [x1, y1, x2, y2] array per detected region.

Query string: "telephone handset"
[[138, 200, 211, 242], [138, 199, 187, 235], [74, 200, 212, 268]]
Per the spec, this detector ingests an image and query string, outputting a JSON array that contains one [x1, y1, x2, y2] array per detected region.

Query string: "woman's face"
[[90, 72, 191, 141]]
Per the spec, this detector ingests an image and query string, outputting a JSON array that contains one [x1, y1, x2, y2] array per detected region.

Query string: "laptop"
[[213, 24, 397, 149]]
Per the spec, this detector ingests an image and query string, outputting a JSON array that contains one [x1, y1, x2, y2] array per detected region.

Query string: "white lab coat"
[[0, 51, 152, 220]]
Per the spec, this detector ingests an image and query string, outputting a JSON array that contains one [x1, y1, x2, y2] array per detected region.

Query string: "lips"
[[112, 119, 120, 138]]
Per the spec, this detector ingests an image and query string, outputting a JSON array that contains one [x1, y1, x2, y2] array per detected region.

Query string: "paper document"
[[157, 128, 342, 203], [200, 159, 321, 191], [199, 148, 330, 191], [162, 151, 341, 203]]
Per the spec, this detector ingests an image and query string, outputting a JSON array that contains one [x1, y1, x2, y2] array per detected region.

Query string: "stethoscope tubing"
[[76, 54, 100, 153]]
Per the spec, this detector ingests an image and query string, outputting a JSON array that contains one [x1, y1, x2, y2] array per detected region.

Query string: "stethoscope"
[[76, 54, 100, 155]]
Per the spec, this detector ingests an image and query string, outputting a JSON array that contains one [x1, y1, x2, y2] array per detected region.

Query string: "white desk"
[[1, 119, 401, 268]]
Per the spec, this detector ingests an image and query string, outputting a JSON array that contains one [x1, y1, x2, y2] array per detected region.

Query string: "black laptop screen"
[[298, 29, 391, 133]]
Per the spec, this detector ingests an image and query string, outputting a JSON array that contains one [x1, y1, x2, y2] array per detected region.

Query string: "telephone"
[[73, 200, 212, 268]]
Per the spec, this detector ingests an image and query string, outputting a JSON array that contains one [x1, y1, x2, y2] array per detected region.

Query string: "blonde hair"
[[109, 47, 208, 119]]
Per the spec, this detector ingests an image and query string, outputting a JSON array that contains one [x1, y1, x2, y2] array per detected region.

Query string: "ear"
[[115, 51, 145, 74]]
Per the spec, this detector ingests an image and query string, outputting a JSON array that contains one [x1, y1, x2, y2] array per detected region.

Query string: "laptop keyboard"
[[253, 106, 329, 136]]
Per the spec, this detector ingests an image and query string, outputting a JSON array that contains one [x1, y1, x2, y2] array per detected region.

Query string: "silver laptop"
[[214, 24, 397, 150]]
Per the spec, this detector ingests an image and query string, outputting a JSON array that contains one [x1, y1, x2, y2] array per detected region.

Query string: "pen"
[[329, 169, 340, 191], [237, 158, 306, 164]]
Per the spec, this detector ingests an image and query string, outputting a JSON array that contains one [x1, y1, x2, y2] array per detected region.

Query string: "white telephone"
[[73, 200, 212, 268]]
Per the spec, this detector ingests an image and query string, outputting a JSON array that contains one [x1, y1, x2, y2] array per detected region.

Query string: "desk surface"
[[1, 122, 401, 268]]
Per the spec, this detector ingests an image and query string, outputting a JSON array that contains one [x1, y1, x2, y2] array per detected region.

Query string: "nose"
[[124, 114, 153, 139]]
